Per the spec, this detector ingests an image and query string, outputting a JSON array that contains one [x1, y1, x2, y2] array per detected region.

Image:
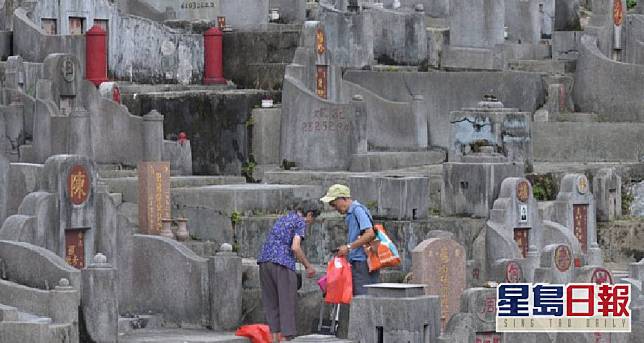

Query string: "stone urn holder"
[[160, 218, 175, 239], [174, 218, 189, 241]]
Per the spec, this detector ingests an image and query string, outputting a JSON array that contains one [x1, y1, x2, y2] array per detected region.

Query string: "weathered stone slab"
[[411, 238, 466, 332], [137, 161, 171, 235], [349, 175, 429, 220]]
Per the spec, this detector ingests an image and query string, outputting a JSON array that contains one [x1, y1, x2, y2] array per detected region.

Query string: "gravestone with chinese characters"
[[42, 155, 97, 269], [42, 54, 83, 116], [138, 161, 171, 235], [437, 287, 500, 343], [551, 174, 603, 266], [411, 237, 466, 332], [486, 178, 543, 283], [534, 243, 575, 284]]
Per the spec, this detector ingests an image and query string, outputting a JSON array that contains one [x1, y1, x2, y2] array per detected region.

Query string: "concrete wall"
[[119, 235, 209, 327], [533, 122, 644, 162], [449, 0, 504, 49], [32, 0, 115, 35], [624, 14, 644, 65], [319, 6, 374, 67], [123, 0, 270, 27], [0, 240, 81, 291], [131, 89, 268, 175], [223, 26, 301, 90], [573, 34, 644, 122], [343, 70, 545, 148], [269, 0, 307, 24], [343, 80, 418, 150], [280, 76, 356, 170], [12, 9, 85, 65]]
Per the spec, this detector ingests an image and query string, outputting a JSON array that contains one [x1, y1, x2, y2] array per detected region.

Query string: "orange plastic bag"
[[365, 224, 401, 272], [235, 324, 272, 343], [324, 257, 353, 304]]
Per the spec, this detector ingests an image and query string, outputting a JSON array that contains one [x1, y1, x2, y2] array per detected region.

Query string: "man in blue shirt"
[[320, 184, 379, 295]]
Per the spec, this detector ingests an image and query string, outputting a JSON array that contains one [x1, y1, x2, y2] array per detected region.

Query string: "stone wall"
[[222, 26, 301, 90], [573, 34, 644, 122], [533, 122, 644, 162], [371, 7, 427, 65], [12, 9, 85, 66], [130, 89, 269, 175], [624, 14, 644, 65], [343, 70, 545, 149]]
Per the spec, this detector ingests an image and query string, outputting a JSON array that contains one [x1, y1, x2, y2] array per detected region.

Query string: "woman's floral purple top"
[[257, 212, 305, 271]]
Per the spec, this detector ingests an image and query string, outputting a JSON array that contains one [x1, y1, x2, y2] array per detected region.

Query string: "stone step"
[[118, 314, 163, 335], [350, 150, 446, 172], [102, 175, 246, 203], [507, 59, 574, 74], [0, 304, 18, 321], [119, 328, 249, 343], [291, 335, 355, 342], [554, 112, 600, 122]]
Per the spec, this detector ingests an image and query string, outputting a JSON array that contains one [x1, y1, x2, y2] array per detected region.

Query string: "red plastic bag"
[[324, 257, 353, 304], [235, 324, 272, 343]]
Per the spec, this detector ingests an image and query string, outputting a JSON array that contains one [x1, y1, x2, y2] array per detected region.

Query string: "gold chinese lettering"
[[70, 171, 87, 202]]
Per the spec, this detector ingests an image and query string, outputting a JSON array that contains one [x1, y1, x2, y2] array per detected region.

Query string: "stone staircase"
[[119, 328, 249, 343]]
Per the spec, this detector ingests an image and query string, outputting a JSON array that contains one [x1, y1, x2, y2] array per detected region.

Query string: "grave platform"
[[119, 328, 249, 343], [349, 150, 446, 172]]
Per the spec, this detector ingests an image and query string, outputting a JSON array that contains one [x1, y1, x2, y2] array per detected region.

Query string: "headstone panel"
[[138, 161, 171, 235], [411, 238, 466, 332]]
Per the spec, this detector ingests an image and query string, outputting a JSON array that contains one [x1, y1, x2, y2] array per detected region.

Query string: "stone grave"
[[437, 287, 500, 343], [137, 161, 171, 236], [486, 178, 543, 283], [42, 155, 97, 269], [347, 283, 441, 342], [0, 152, 8, 223], [592, 168, 622, 222], [411, 237, 466, 332], [443, 0, 505, 70], [550, 174, 603, 266], [448, 98, 533, 168], [534, 243, 575, 284]]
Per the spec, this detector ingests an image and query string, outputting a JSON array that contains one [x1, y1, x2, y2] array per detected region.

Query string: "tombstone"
[[486, 178, 543, 283], [5, 56, 25, 90], [593, 168, 622, 222], [551, 174, 602, 266], [448, 98, 533, 169], [437, 288, 500, 343], [444, 0, 505, 70], [43, 54, 82, 116], [42, 155, 97, 268], [347, 283, 441, 342], [505, 0, 540, 44], [137, 161, 171, 235], [411, 238, 466, 332], [534, 243, 575, 284], [555, 0, 582, 31]]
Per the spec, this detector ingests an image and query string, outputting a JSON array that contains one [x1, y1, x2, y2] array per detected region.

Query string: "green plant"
[[365, 200, 378, 211], [526, 173, 558, 201], [622, 184, 635, 216], [627, 0, 637, 10], [231, 210, 242, 226], [245, 115, 255, 127], [241, 160, 257, 183]]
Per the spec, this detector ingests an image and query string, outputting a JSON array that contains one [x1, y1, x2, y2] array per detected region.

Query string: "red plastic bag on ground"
[[324, 257, 353, 304], [235, 324, 272, 343]]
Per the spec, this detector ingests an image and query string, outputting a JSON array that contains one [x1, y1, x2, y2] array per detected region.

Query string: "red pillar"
[[203, 27, 226, 85], [86, 25, 108, 87]]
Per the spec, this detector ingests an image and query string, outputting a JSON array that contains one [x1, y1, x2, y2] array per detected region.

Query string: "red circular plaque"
[[591, 268, 613, 285], [554, 245, 571, 272], [67, 165, 90, 205], [505, 261, 523, 283]]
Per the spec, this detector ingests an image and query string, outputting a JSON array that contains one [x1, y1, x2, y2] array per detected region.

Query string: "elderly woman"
[[257, 200, 321, 342]]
